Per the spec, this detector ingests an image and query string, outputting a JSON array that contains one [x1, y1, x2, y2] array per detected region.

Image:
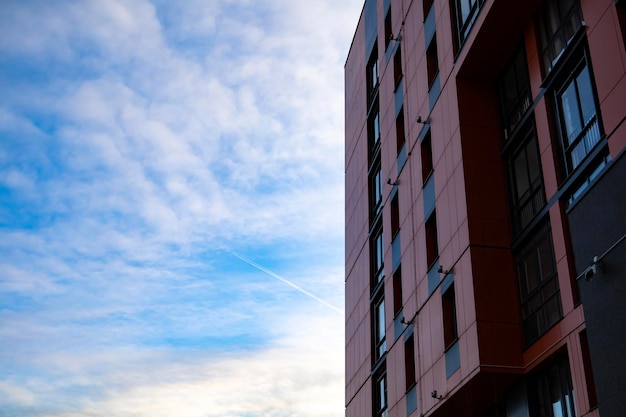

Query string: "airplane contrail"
[[214, 241, 343, 315]]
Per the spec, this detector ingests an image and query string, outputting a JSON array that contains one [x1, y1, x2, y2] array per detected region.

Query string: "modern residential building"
[[344, 1, 626, 417]]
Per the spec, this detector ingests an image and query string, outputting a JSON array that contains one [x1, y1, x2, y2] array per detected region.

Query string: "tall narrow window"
[[423, 0, 434, 16], [373, 296, 386, 360], [367, 46, 379, 104], [421, 131, 433, 185], [396, 110, 406, 157], [537, 0, 583, 75], [555, 60, 601, 174], [374, 370, 388, 417], [507, 125, 546, 234], [617, 1, 626, 52], [368, 105, 381, 157], [426, 38, 439, 89], [529, 355, 576, 417], [371, 223, 385, 285], [384, 9, 393, 50], [369, 158, 383, 222], [393, 48, 403, 88], [393, 267, 403, 317], [442, 284, 458, 350], [516, 222, 562, 345], [498, 47, 532, 139], [452, 0, 486, 48], [425, 212, 439, 268], [579, 330, 598, 410], [404, 335, 416, 390], [390, 193, 400, 239]]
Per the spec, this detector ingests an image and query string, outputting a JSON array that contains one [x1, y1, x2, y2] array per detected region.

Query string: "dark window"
[[529, 355, 576, 417], [426, 37, 439, 88], [554, 58, 601, 175], [404, 335, 416, 390], [579, 330, 598, 410], [394, 48, 403, 88], [452, 0, 486, 48], [374, 369, 388, 417], [507, 125, 546, 234], [391, 193, 400, 238], [385, 9, 393, 49], [421, 131, 433, 185], [423, 0, 434, 16], [367, 46, 379, 104], [515, 222, 562, 345], [396, 110, 406, 156], [368, 106, 381, 158], [537, 0, 583, 75], [617, 1, 626, 52], [371, 223, 385, 285], [373, 295, 386, 361], [393, 267, 403, 316], [442, 284, 458, 350], [498, 47, 532, 139], [369, 159, 383, 221], [425, 212, 439, 268]]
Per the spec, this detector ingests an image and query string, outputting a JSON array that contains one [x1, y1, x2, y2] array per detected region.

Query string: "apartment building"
[[344, 1, 626, 417]]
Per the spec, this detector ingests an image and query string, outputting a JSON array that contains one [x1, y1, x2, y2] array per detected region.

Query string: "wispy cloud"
[[0, 0, 360, 415]]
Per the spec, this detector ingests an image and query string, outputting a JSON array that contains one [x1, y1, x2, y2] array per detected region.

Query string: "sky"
[[0, 1, 362, 416]]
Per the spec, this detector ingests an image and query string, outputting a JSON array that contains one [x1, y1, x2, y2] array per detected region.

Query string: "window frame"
[[506, 122, 547, 235], [537, 0, 583, 76], [529, 354, 576, 417], [553, 51, 602, 176], [514, 221, 562, 346], [451, 0, 486, 49]]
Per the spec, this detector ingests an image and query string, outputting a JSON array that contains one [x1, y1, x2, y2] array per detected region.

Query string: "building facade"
[[344, 1, 626, 417]]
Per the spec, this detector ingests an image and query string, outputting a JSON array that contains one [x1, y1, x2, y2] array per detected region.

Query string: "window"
[[369, 159, 383, 221], [385, 9, 393, 50], [423, 0, 434, 16], [452, 0, 486, 48], [371, 223, 385, 285], [404, 335, 416, 390], [373, 296, 386, 361], [368, 106, 381, 158], [426, 37, 439, 89], [537, 0, 583, 75], [374, 369, 388, 417], [498, 47, 532, 139], [507, 125, 546, 234], [421, 131, 433, 184], [579, 330, 598, 410], [555, 59, 601, 174], [391, 193, 400, 238], [425, 212, 439, 268], [529, 355, 576, 417], [442, 284, 458, 350], [394, 45, 403, 88], [367, 46, 379, 104], [396, 110, 406, 157], [617, 0, 626, 52], [393, 267, 403, 317], [515, 222, 562, 345]]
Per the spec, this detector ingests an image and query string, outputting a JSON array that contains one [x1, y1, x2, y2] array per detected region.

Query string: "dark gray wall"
[[568, 152, 626, 417]]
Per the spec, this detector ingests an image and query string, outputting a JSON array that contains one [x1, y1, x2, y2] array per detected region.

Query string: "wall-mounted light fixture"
[[416, 116, 429, 125], [584, 256, 604, 281], [387, 178, 398, 186], [431, 390, 443, 400], [437, 265, 450, 275]]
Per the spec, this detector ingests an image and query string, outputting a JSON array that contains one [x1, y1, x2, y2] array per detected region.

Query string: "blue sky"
[[0, 1, 361, 415]]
